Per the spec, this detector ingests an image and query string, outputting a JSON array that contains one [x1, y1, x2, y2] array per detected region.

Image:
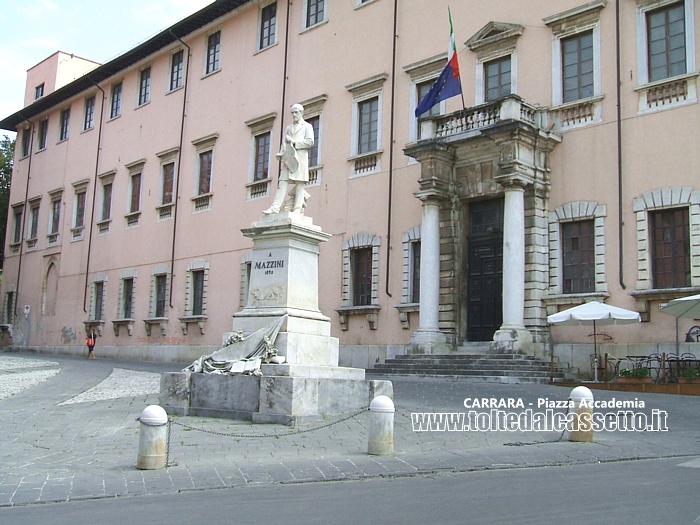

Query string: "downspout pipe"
[[277, 0, 291, 179], [616, 0, 626, 290], [385, 0, 398, 298], [168, 30, 191, 307], [83, 76, 106, 313], [13, 112, 35, 318]]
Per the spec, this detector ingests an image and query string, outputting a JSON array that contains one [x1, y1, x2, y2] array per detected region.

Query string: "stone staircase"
[[366, 353, 565, 384]]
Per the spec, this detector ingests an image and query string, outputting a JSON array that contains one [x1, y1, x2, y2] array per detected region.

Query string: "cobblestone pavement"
[[1, 351, 699, 506]]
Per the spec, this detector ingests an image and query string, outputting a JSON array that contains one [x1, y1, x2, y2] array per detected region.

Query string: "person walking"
[[86, 330, 97, 359]]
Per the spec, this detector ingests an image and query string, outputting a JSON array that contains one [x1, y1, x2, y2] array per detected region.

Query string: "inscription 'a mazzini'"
[[254, 260, 285, 270]]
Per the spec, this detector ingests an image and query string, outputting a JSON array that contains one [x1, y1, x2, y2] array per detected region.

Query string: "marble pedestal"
[[161, 212, 392, 424]]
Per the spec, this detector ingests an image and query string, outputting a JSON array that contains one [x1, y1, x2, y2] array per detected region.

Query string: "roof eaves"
[[1, 0, 250, 131]]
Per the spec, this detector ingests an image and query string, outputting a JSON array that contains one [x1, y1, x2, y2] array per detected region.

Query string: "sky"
[[0, 0, 215, 138]]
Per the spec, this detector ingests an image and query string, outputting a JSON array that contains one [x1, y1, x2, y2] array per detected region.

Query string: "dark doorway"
[[467, 199, 503, 341]]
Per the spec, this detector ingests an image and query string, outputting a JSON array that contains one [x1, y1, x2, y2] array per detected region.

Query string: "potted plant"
[[679, 367, 700, 384], [617, 367, 652, 383]]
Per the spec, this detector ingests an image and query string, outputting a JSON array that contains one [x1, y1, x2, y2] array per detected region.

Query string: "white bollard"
[[568, 386, 594, 442], [137, 405, 169, 470], [368, 395, 394, 455]]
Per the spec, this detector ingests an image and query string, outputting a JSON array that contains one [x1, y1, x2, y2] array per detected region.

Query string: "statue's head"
[[290, 103, 304, 115]]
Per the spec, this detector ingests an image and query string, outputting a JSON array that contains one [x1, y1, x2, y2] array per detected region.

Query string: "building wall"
[[3, 0, 700, 366]]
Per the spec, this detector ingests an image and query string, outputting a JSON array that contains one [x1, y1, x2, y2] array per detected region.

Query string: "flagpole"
[[448, 6, 466, 112]]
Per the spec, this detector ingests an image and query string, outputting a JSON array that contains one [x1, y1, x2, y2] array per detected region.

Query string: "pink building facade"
[[1, 0, 699, 376]]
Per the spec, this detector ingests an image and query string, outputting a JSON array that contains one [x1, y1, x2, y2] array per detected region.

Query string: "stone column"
[[492, 182, 532, 353], [418, 197, 441, 334]]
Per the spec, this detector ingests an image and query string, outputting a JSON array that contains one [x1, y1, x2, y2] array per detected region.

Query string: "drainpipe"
[[13, 112, 34, 318], [277, 0, 291, 177], [616, 0, 626, 290], [83, 77, 106, 313], [168, 30, 192, 307], [384, 0, 398, 298]]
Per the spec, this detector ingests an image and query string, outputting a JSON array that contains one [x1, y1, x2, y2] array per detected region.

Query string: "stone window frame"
[[346, 74, 387, 178], [337, 232, 381, 330], [87, 272, 108, 336], [10, 203, 23, 254], [42, 257, 59, 317], [113, 269, 137, 336], [245, 113, 276, 201], [299, 94, 327, 187], [144, 263, 170, 336], [191, 133, 218, 212], [632, 187, 700, 293], [71, 179, 89, 241], [97, 170, 115, 234], [466, 22, 524, 106], [47, 187, 63, 245], [156, 147, 179, 220], [544, 0, 605, 130], [26, 196, 41, 251], [204, 29, 222, 77], [179, 258, 209, 335], [546, 201, 608, 307], [404, 54, 450, 144], [125, 159, 145, 227], [634, 0, 697, 113], [395, 226, 421, 329]]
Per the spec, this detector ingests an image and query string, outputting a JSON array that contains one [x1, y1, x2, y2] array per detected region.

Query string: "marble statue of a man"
[[263, 103, 314, 214]]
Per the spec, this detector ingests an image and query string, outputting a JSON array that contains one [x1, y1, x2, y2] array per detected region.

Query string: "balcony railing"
[[421, 96, 548, 142]]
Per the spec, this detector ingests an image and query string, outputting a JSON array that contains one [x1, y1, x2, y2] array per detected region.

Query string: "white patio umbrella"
[[659, 293, 700, 320], [548, 301, 642, 381], [660, 293, 700, 353]]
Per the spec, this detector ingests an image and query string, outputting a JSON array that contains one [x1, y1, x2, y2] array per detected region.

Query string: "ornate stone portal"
[[161, 211, 392, 424]]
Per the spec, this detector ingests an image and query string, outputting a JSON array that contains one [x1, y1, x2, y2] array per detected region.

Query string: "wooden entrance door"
[[467, 199, 503, 341]]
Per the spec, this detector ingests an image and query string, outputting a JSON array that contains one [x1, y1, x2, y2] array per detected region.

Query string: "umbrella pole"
[[593, 320, 598, 382]]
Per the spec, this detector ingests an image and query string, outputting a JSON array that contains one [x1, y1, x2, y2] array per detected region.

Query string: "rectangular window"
[[307, 115, 320, 167], [59, 108, 70, 141], [254, 132, 271, 181], [74, 191, 86, 229], [155, 274, 167, 317], [562, 220, 595, 293], [651, 207, 690, 288], [5, 292, 14, 324], [129, 173, 142, 214], [562, 31, 594, 103], [260, 3, 277, 49], [411, 240, 421, 304], [122, 278, 134, 318], [101, 182, 113, 222], [49, 198, 61, 235], [358, 97, 379, 154], [648, 3, 686, 82], [161, 162, 174, 205], [192, 270, 205, 316], [12, 209, 22, 245], [198, 150, 213, 195], [206, 32, 221, 74], [110, 82, 122, 119], [352, 247, 373, 306], [35, 84, 44, 100], [21, 129, 30, 158], [305, 0, 325, 28], [38, 119, 48, 150], [84, 96, 95, 130], [485, 56, 511, 101], [94, 281, 104, 321], [138, 67, 151, 106], [170, 50, 184, 91], [28, 205, 39, 240]]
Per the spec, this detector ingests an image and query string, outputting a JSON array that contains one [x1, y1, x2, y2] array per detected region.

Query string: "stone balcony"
[[418, 95, 550, 144]]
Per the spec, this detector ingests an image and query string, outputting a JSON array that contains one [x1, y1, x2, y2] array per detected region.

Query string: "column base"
[[490, 326, 534, 355], [407, 330, 451, 355]]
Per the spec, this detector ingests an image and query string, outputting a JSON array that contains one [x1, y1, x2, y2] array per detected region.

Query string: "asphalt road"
[[2, 456, 698, 525]]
